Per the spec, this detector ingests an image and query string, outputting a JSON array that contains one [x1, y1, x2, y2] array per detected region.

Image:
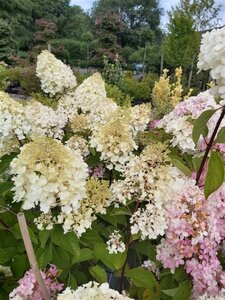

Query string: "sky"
[[71, 0, 225, 28]]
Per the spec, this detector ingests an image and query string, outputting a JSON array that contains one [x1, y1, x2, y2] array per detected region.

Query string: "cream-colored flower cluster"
[[106, 230, 126, 254], [10, 137, 88, 214], [198, 26, 225, 100], [25, 100, 67, 140], [66, 135, 90, 157], [110, 142, 171, 204], [110, 143, 179, 239], [129, 103, 152, 135], [36, 50, 77, 97], [35, 178, 111, 236], [57, 73, 118, 130], [90, 109, 137, 170], [57, 177, 111, 236], [0, 92, 31, 156], [57, 282, 133, 300]]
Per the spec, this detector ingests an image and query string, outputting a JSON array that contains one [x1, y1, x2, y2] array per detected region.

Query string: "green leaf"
[[170, 155, 192, 176], [143, 287, 160, 300], [11, 254, 29, 278], [0, 249, 9, 264], [13, 223, 38, 245], [111, 207, 132, 216], [162, 288, 178, 297], [94, 243, 126, 270], [72, 248, 93, 264], [51, 225, 80, 258], [39, 230, 51, 249], [52, 246, 71, 270], [192, 109, 215, 145], [204, 151, 224, 198], [133, 241, 156, 261], [0, 153, 17, 174], [215, 127, 225, 143], [81, 229, 103, 246], [36, 244, 52, 269], [89, 265, 107, 283], [173, 280, 191, 300], [0, 181, 13, 194], [86, 153, 101, 166], [67, 272, 77, 289], [126, 268, 159, 295]]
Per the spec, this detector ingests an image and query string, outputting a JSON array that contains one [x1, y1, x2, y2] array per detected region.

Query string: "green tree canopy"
[[164, 12, 200, 70]]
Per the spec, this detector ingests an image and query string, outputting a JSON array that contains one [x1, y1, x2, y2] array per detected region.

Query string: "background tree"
[[172, 0, 222, 31], [92, 11, 124, 66], [0, 19, 14, 62], [164, 12, 200, 70]]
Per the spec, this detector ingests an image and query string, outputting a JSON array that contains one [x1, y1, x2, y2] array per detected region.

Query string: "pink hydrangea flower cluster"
[[88, 163, 105, 178], [9, 265, 64, 300], [157, 179, 225, 298]]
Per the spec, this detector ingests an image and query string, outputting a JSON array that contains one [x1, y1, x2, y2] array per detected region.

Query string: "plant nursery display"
[[1, 27, 225, 300]]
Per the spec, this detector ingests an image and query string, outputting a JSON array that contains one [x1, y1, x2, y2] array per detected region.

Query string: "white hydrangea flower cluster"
[[25, 100, 67, 140], [106, 230, 126, 254], [10, 137, 88, 214], [158, 91, 223, 153], [90, 109, 137, 171], [57, 73, 118, 130], [36, 50, 77, 97], [110, 143, 181, 240], [142, 260, 160, 279], [129, 103, 152, 135], [35, 178, 111, 236], [56, 178, 111, 236], [198, 26, 225, 100], [66, 135, 90, 157], [34, 212, 55, 230], [130, 203, 168, 240], [110, 142, 171, 205], [0, 92, 31, 156], [57, 282, 133, 300]]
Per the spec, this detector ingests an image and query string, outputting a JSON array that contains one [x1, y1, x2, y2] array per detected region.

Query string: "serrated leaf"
[[126, 267, 159, 293], [89, 265, 107, 283], [215, 127, 225, 143], [204, 151, 224, 198], [173, 280, 191, 300], [192, 109, 215, 145]]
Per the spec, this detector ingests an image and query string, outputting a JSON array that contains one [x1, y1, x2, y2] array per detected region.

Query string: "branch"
[[17, 212, 50, 300], [119, 200, 140, 293], [196, 106, 225, 185]]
